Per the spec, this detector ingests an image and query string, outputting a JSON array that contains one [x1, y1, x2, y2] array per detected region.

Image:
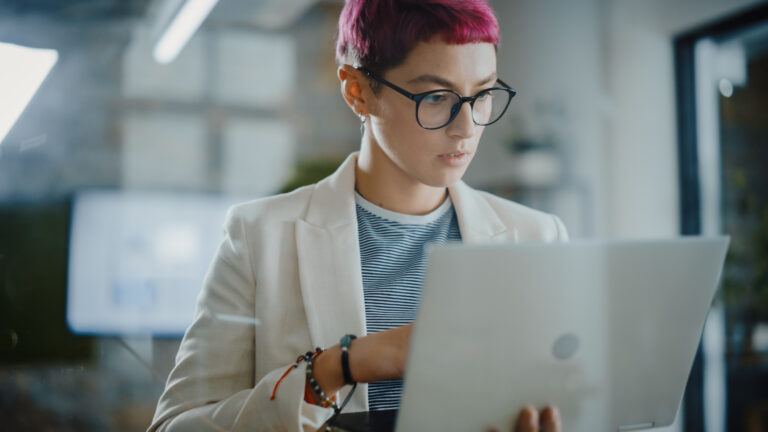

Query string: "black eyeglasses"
[[355, 66, 516, 130]]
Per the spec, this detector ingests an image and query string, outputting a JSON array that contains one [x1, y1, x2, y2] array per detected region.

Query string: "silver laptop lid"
[[396, 237, 729, 432]]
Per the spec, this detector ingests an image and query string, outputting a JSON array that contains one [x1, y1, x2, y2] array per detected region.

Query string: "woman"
[[150, 1, 566, 431]]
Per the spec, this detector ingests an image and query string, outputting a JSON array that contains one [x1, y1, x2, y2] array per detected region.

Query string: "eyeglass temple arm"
[[496, 78, 516, 94], [354, 66, 418, 101]]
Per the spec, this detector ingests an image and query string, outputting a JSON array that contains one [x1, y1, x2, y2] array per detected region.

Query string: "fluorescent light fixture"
[[153, 0, 219, 64], [0, 42, 58, 145]]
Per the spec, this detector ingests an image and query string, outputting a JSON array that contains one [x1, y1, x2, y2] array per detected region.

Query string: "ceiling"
[[0, 0, 152, 20], [0, 0, 344, 30]]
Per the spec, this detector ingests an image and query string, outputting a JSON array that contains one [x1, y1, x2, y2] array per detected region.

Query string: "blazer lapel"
[[448, 180, 511, 243], [295, 152, 368, 411]]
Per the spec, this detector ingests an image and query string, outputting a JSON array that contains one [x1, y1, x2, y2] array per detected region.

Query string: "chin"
[[422, 168, 467, 188]]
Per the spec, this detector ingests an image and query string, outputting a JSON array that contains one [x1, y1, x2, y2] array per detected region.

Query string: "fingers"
[[514, 406, 538, 432], [513, 405, 561, 432], [540, 406, 562, 432]]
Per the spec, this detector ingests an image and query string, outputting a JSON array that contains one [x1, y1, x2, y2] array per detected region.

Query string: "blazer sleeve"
[[148, 207, 335, 432]]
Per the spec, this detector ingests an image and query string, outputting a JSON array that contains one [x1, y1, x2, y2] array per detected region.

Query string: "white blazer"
[[149, 152, 569, 432]]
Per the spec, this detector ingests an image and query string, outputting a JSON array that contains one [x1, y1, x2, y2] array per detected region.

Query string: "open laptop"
[[335, 237, 730, 432]]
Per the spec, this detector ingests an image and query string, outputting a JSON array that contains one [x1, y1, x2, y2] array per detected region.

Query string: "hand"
[[513, 406, 561, 432]]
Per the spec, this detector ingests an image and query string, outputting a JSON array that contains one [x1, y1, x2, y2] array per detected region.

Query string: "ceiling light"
[[153, 0, 219, 64], [0, 42, 58, 146]]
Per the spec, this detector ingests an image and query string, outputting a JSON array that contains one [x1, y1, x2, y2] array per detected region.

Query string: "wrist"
[[310, 345, 344, 398], [349, 331, 401, 382]]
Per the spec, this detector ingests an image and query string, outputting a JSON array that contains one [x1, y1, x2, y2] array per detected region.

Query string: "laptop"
[[334, 237, 730, 432]]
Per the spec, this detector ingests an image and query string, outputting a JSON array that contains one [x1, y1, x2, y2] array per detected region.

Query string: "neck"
[[355, 135, 447, 215]]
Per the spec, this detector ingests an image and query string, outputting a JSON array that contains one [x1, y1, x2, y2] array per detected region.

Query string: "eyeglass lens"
[[417, 88, 511, 129]]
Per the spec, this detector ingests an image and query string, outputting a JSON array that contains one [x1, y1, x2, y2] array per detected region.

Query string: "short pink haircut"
[[335, 0, 500, 73]]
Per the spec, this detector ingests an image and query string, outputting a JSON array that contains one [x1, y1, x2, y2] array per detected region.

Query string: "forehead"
[[387, 37, 497, 87]]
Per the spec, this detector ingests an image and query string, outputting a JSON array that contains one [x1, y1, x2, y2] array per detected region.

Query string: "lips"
[[439, 151, 469, 157], [437, 151, 471, 167]]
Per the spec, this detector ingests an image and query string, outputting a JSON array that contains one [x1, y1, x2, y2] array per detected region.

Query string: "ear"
[[338, 64, 373, 117]]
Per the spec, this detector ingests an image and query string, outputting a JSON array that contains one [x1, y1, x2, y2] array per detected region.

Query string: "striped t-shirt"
[[354, 191, 462, 411]]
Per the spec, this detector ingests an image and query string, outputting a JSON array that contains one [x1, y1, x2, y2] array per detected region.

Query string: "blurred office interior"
[[0, 0, 767, 430]]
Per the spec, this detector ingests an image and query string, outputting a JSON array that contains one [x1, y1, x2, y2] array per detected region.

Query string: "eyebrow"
[[406, 73, 498, 89]]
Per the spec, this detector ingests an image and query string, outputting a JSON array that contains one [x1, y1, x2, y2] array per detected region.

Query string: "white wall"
[[466, 0, 607, 238], [604, 0, 763, 238], [473, 0, 764, 240]]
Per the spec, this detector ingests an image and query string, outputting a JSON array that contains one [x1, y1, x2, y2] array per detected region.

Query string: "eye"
[[476, 90, 493, 100], [422, 92, 448, 104]]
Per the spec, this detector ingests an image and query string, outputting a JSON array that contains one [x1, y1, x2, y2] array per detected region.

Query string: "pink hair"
[[335, 0, 500, 72]]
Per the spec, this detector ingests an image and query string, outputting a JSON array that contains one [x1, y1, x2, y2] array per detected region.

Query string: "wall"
[[466, 0, 607, 239], [604, 0, 764, 238]]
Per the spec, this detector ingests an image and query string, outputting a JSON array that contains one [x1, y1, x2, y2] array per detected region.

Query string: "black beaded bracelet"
[[340, 334, 357, 385]]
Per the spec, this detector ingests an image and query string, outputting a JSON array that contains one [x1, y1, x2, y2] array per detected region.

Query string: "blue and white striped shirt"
[[355, 191, 462, 411]]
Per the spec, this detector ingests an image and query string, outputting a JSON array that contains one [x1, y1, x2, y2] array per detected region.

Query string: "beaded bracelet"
[[271, 345, 357, 432], [271, 347, 333, 404], [305, 349, 339, 410]]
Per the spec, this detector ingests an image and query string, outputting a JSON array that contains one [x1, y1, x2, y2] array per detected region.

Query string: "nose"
[[446, 100, 475, 139]]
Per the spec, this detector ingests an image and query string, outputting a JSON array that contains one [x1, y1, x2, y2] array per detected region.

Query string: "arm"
[[148, 208, 334, 432], [308, 324, 412, 402]]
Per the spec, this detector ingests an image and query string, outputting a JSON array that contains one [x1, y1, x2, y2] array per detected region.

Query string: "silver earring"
[[359, 113, 366, 134]]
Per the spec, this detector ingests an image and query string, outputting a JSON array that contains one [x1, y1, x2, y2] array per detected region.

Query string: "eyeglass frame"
[[354, 66, 517, 130]]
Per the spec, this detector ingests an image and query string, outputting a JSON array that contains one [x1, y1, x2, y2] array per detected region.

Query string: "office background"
[[0, 0, 767, 430]]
